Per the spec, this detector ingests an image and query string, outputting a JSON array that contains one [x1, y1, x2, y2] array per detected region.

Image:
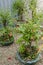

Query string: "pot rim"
[[16, 52, 40, 64], [0, 36, 14, 46]]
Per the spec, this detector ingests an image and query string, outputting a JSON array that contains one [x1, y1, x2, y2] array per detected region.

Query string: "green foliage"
[[0, 10, 11, 21], [29, 0, 43, 23], [12, 0, 24, 13], [0, 10, 14, 45], [17, 21, 41, 44], [12, 0, 25, 20], [32, 10, 43, 23], [16, 0, 43, 60], [0, 10, 15, 36], [19, 44, 25, 54], [0, 10, 11, 28], [29, 0, 37, 11]]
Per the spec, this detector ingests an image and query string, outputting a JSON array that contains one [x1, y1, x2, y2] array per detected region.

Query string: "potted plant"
[[12, 0, 25, 21], [0, 10, 14, 46], [16, 21, 42, 65], [16, 0, 43, 65]]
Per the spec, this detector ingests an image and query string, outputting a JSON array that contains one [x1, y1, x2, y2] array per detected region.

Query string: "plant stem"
[[3, 20, 7, 28], [18, 9, 23, 21], [32, 10, 34, 22], [29, 40, 32, 49]]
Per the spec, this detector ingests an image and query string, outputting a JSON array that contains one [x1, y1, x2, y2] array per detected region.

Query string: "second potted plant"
[[0, 10, 14, 46]]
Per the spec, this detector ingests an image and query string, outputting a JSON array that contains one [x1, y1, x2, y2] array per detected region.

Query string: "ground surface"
[[0, 34, 43, 65]]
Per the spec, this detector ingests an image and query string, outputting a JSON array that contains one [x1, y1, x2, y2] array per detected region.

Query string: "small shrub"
[[0, 10, 14, 45], [12, 0, 25, 21]]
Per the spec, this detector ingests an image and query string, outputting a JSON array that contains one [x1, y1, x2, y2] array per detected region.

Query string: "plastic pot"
[[16, 52, 40, 65], [0, 36, 14, 46]]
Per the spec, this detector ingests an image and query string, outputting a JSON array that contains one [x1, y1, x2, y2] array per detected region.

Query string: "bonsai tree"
[[16, 0, 43, 64], [17, 21, 41, 59], [0, 10, 14, 46], [12, 0, 25, 21]]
